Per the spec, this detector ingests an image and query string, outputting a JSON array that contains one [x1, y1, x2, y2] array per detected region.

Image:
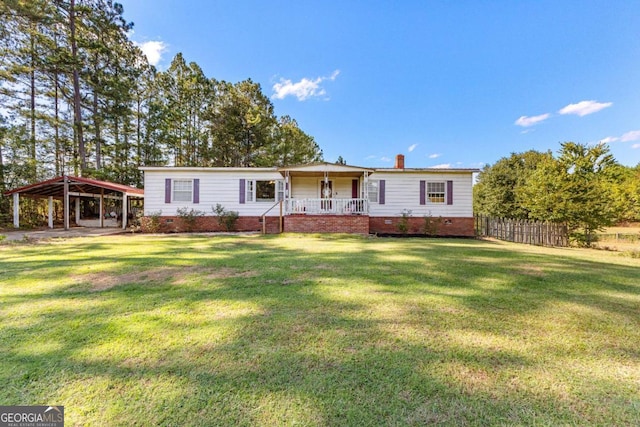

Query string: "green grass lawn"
[[1, 234, 639, 426]]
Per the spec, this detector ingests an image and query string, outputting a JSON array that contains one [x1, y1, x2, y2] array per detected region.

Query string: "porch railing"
[[285, 198, 369, 215]]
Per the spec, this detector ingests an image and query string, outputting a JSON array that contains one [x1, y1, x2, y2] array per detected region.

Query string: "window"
[[276, 180, 285, 201], [367, 180, 379, 203], [246, 180, 254, 202], [246, 180, 282, 202], [173, 180, 193, 202], [256, 180, 275, 202], [427, 182, 445, 203]]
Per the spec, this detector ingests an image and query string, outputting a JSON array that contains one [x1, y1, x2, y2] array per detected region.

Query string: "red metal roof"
[[3, 175, 144, 198]]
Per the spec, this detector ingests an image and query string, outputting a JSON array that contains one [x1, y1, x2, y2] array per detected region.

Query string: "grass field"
[[596, 226, 640, 253], [1, 234, 639, 426]]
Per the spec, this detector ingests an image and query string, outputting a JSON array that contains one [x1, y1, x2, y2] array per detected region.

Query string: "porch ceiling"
[[279, 163, 373, 176]]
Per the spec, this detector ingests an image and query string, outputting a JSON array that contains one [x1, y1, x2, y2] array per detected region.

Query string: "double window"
[[246, 180, 284, 202]]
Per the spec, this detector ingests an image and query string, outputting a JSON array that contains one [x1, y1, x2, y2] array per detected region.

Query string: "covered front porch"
[[279, 163, 374, 216]]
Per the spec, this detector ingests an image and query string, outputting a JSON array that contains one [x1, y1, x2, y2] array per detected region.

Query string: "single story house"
[[140, 154, 478, 236]]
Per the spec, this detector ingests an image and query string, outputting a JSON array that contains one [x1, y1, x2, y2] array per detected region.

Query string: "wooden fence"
[[475, 215, 568, 247]]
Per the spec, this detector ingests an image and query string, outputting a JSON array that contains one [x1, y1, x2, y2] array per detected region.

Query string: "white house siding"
[[143, 168, 284, 217], [368, 171, 474, 217], [289, 177, 317, 198], [290, 177, 356, 199]]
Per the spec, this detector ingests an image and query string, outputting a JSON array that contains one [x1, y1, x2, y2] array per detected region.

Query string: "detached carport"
[[4, 175, 144, 230]]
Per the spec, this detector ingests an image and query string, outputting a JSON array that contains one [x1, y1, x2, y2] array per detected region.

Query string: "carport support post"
[[99, 190, 104, 228], [75, 197, 80, 224], [48, 196, 54, 229], [122, 193, 128, 229], [12, 193, 19, 228], [64, 176, 70, 230]]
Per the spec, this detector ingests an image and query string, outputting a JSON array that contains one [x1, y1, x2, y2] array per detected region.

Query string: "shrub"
[[176, 207, 205, 232], [397, 209, 412, 234], [423, 213, 442, 236], [145, 210, 163, 233], [570, 228, 599, 247], [213, 204, 239, 231]]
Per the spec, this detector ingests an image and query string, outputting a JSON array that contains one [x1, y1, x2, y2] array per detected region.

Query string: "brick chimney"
[[395, 154, 405, 169]]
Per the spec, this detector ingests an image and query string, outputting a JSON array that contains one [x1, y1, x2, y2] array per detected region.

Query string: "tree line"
[[0, 0, 322, 225], [474, 142, 640, 245]]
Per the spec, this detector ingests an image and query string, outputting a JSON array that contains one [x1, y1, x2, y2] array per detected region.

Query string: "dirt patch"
[[516, 264, 546, 277], [73, 266, 258, 291], [172, 266, 257, 285], [71, 267, 175, 292]]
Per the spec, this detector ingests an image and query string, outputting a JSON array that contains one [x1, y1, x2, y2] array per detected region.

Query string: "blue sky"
[[124, 1, 640, 168]]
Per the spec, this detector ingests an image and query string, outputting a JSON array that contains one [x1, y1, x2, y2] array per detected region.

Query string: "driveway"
[[0, 227, 128, 242]]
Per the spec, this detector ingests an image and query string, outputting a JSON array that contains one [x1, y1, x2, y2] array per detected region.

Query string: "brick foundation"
[[141, 215, 281, 233], [369, 216, 475, 237], [284, 214, 370, 234], [141, 215, 475, 236]]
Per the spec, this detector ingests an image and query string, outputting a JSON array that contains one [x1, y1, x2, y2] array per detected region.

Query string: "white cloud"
[[558, 100, 612, 117], [134, 40, 167, 66], [632, 143, 640, 149], [600, 136, 619, 144], [599, 130, 640, 144], [380, 157, 392, 162], [514, 113, 550, 127], [430, 163, 451, 169], [428, 153, 441, 159], [620, 130, 640, 142], [272, 70, 340, 101], [365, 155, 377, 160], [408, 143, 418, 152]]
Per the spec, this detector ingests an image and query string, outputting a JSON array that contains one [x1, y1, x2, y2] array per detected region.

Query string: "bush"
[[145, 210, 163, 233], [626, 250, 640, 259], [176, 207, 205, 232], [213, 204, 239, 231], [423, 213, 442, 236], [570, 228, 599, 248], [396, 210, 412, 234]]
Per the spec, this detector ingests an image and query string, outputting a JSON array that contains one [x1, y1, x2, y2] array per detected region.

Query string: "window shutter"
[[193, 179, 200, 204], [165, 179, 171, 203], [239, 179, 246, 204], [419, 180, 426, 205], [352, 179, 358, 198], [379, 180, 385, 205], [447, 180, 453, 205]]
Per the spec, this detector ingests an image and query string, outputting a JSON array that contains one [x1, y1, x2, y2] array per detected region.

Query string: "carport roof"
[[3, 175, 144, 198]]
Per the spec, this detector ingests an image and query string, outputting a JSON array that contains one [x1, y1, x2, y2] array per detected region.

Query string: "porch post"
[[48, 196, 54, 229], [364, 171, 369, 200], [64, 176, 69, 230], [12, 193, 19, 228]]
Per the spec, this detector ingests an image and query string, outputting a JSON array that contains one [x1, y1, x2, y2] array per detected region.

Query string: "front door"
[[321, 180, 333, 211]]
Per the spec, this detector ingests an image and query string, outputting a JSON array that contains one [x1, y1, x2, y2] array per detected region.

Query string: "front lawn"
[[1, 234, 638, 426]]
